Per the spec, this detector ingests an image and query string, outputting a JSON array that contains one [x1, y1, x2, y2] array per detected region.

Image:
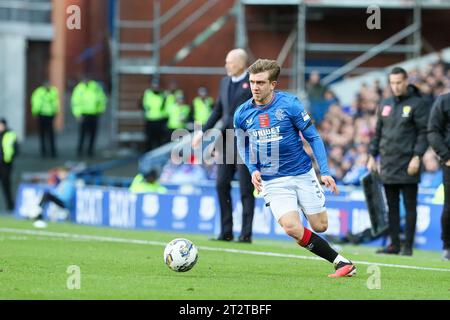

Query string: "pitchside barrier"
[[14, 183, 443, 251]]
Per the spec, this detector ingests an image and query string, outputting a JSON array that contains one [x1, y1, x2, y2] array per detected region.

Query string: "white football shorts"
[[261, 168, 326, 221]]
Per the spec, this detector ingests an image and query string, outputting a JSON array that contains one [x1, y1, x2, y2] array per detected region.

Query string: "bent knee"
[[311, 222, 328, 233], [283, 224, 303, 240], [310, 213, 328, 233]]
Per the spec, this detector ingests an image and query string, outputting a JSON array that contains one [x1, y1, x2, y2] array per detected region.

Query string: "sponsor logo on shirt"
[[245, 118, 254, 126], [249, 126, 282, 143], [259, 114, 270, 127]]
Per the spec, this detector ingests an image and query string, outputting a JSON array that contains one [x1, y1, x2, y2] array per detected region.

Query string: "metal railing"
[[0, 0, 52, 24]]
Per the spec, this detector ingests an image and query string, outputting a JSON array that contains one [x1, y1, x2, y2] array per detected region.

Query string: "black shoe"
[[376, 245, 400, 254], [237, 236, 252, 243], [400, 246, 413, 256], [211, 234, 233, 242]]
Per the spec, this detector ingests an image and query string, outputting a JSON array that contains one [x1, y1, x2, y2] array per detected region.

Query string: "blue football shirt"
[[233, 91, 330, 180]]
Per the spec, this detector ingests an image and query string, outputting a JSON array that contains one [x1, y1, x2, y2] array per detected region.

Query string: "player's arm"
[[290, 97, 338, 194], [301, 125, 338, 194]]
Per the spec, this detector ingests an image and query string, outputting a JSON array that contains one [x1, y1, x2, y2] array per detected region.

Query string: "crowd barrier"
[[14, 183, 444, 251]]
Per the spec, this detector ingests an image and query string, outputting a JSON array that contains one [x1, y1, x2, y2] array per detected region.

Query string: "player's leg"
[[295, 168, 328, 233], [277, 210, 356, 278], [307, 211, 328, 233], [264, 176, 355, 277]]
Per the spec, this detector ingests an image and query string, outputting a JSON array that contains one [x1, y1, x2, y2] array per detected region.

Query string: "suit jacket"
[[204, 74, 252, 132]]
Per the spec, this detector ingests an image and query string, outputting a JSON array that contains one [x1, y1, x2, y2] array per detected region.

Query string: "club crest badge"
[[275, 109, 286, 121], [402, 105, 411, 117]]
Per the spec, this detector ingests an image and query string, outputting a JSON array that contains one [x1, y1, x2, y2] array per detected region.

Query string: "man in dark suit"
[[192, 48, 255, 243]]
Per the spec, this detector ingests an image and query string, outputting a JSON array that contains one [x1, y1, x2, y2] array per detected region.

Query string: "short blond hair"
[[248, 59, 280, 82]]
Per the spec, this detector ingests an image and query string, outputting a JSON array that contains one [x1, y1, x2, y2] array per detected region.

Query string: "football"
[[163, 238, 198, 272]]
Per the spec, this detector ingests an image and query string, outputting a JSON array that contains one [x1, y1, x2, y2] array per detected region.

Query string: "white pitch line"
[[1, 227, 450, 273]]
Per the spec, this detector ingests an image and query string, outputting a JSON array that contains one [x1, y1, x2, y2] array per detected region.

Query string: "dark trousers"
[[384, 183, 418, 248], [216, 138, 255, 238], [39, 191, 65, 209], [78, 115, 99, 156], [442, 166, 450, 249], [145, 119, 167, 151], [0, 163, 14, 211], [38, 115, 56, 157]]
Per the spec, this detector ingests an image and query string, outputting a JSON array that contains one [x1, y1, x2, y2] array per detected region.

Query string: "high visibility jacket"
[[31, 86, 59, 117], [71, 81, 107, 117], [142, 90, 166, 121], [1, 131, 17, 164], [167, 103, 190, 130], [164, 89, 183, 111], [129, 174, 168, 193], [193, 96, 213, 125]]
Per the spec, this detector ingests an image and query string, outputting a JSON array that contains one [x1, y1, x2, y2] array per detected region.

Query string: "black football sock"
[[298, 227, 339, 264]]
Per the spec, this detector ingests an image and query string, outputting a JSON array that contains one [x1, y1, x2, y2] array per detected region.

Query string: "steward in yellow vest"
[[166, 95, 191, 132], [129, 170, 167, 194], [142, 81, 168, 151], [31, 84, 59, 158], [192, 87, 213, 126], [164, 81, 184, 115], [71, 79, 107, 157], [0, 118, 17, 211]]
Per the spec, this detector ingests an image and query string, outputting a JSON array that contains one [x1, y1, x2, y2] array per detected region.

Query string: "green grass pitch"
[[0, 215, 449, 300]]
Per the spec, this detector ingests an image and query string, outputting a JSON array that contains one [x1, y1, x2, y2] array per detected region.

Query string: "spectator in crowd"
[[306, 70, 327, 102], [307, 71, 329, 124], [315, 56, 449, 187], [160, 154, 210, 185]]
